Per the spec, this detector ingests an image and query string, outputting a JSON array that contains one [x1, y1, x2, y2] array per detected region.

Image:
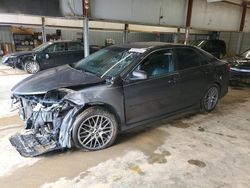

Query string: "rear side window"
[[175, 48, 201, 70], [68, 43, 84, 51]]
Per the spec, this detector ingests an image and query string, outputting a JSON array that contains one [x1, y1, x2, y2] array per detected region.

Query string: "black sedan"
[[10, 42, 229, 157], [191, 39, 226, 59], [228, 48, 250, 84], [2, 41, 99, 74]]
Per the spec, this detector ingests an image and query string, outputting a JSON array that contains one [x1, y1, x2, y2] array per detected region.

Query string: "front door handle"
[[168, 75, 179, 84]]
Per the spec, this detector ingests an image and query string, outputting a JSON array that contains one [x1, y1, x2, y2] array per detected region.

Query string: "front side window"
[[33, 42, 53, 52], [134, 50, 174, 78], [74, 47, 142, 78], [175, 48, 201, 70]]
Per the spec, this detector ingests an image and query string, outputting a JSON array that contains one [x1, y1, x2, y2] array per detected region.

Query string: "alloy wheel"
[[26, 61, 39, 74], [77, 115, 114, 150], [204, 86, 219, 111]]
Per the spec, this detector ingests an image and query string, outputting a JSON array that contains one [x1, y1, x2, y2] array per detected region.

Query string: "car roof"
[[48, 40, 82, 44], [193, 39, 225, 42], [111, 42, 187, 50]]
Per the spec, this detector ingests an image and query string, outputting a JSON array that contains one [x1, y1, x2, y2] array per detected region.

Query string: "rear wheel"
[[201, 85, 220, 112], [24, 60, 40, 74], [72, 107, 118, 151]]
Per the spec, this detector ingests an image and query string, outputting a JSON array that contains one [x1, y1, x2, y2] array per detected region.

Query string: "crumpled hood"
[[228, 56, 250, 69], [11, 65, 105, 95]]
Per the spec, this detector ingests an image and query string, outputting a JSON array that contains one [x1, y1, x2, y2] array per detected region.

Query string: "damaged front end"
[[10, 89, 82, 157]]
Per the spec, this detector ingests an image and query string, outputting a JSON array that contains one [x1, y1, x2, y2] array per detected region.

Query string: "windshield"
[[74, 47, 143, 78], [190, 40, 207, 48], [32, 42, 52, 52], [240, 49, 250, 59]]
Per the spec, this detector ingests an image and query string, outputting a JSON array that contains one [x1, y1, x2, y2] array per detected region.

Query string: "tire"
[[72, 107, 118, 151], [24, 60, 40, 74], [201, 84, 220, 112]]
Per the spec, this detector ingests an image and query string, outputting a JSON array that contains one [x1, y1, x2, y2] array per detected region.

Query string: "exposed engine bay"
[[10, 88, 82, 157]]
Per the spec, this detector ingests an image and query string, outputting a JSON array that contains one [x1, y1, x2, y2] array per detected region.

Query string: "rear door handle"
[[168, 74, 179, 84]]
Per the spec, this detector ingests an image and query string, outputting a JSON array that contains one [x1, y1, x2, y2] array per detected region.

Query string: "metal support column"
[[174, 28, 180, 44], [236, 2, 247, 54], [83, 17, 89, 57], [184, 0, 193, 45], [184, 27, 190, 45], [123, 23, 129, 44], [83, 0, 90, 57], [41, 17, 46, 43]]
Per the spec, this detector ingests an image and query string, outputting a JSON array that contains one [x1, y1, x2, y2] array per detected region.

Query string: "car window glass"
[[136, 50, 174, 78], [68, 43, 84, 51], [45, 44, 55, 53], [45, 43, 66, 53], [54, 43, 66, 52], [198, 52, 209, 65], [175, 48, 201, 70]]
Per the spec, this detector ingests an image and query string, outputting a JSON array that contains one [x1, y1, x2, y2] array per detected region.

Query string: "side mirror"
[[130, 70, 148, 81], [45, 54, 49, 59]]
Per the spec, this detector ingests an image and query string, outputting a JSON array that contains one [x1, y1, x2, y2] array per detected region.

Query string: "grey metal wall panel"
[[241, 33, 250, 52], [90, 0, 186, 27], [219, 32, 250, 56], [0, 26, 13, 43], [33, 28, 160, 46], [90, 30, 123, 46], [192, 0, 241, 31], [0, 0, 62, 17], [219, 32, 238, 55], [128, 32, 156, 43], [244, 10, 250, 32]]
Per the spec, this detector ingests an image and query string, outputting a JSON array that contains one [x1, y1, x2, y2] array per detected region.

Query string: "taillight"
[[226, 63, 231, 71]]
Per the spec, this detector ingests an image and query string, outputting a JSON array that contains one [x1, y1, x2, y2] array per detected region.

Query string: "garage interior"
[[0, 0, 250, 187]]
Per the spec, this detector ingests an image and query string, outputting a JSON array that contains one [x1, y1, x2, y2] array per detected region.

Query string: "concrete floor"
[[0, 64, 250, 188]]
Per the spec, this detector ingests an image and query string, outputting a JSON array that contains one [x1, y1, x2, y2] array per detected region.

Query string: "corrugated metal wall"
[[1, 26, 249, 56], [35, 28, 161, 46], [89, 30, 123, 45], [241, 33, 250, 52], [220, 32, 250, 56], [0, 26, 13, 43]]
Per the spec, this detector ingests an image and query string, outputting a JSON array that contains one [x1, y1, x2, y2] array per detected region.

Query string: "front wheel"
[[201, 85, 220, 112], [24, 60, 40, 74], [72, 107, 118, 151]]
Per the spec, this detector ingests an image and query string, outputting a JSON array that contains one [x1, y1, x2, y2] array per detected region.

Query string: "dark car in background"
[[2, 41, 99, 74], [191, 39, 226, 59], [228, 48, 250, 84], [9, 42, 229, 157]]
